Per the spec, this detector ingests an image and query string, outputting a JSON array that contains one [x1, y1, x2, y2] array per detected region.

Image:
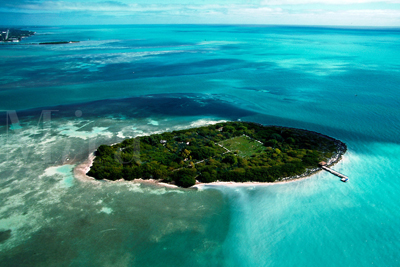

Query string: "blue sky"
[[1, 0, 400, 26]]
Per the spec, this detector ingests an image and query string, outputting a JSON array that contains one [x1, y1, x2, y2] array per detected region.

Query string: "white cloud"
[[275, 8, 400, 25], [17, 1, 140, 12], [3, 1, 400, 26], [260, 0, 400, 4], [11, 2, 284, 15]]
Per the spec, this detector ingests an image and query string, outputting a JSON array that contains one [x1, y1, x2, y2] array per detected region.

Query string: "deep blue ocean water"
[[0, 25, 400, 266]]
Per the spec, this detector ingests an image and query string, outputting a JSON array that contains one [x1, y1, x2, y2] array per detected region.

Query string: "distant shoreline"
[[1, 41, 80, 46]]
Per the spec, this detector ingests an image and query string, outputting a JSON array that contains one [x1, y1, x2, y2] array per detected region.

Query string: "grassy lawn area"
[[219, 135, 266, 158]]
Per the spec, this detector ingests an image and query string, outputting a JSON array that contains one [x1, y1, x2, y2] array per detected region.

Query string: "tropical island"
[[0, 28, 35, 43], [0, 28, 80, 45], [87, 122, 346, 188]]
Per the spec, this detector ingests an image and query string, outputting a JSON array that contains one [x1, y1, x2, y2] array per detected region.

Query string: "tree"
[[287, 137, 295, 144], [206, 141, 215, 147], [96, 145, 114, 157], [238, 125, 247, 131], [302, 152, 319, 166], [224, 126, 235, 132], [222, 154, 237, 165], [198, 171, 215, 183], [123, 166, 142, 180], [181, 149, 191, 158], [140, 163, 154, 178], [173, 169, 197, 188], [266, 139, 278, 148], [237, 157, 248, 167], [153, 165, 168, 179], [271, 133, 283, 142]]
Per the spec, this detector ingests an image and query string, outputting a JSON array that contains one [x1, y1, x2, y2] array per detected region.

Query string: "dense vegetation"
[[87, 122, 343, 187]]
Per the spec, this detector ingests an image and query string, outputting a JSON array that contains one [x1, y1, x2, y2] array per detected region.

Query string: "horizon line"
[[2, 23, 400, 29]]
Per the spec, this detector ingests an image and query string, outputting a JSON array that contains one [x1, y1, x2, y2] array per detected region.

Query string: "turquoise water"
[[0, 25, 400, 266]]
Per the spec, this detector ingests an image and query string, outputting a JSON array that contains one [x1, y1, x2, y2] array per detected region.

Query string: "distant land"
[[87, 122, 347, 188], [0, 28, 35, 43], [39, 41, 80, 45], [0, 28, 80, 45]]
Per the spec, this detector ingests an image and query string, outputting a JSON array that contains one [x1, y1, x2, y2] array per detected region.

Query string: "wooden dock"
[[321, 166, 348, 180], [318, 161, 348, 181]]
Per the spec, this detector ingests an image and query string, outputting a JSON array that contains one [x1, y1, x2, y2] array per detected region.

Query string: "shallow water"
[[0, 25, 400, 266]]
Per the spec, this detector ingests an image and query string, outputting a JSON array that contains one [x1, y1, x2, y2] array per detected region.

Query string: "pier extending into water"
[[319, 162, 348, 181]]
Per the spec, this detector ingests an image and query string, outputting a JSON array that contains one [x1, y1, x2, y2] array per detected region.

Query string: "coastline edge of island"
[[73, 123, 348, 189]]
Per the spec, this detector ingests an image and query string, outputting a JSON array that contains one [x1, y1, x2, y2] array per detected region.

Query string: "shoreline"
[[73, 138, 346, 188], [195, 140, 347, 188], [73, 152, 181, 188]]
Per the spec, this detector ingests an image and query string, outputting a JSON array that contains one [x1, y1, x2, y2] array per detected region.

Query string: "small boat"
[[341, 177, 349, 182]]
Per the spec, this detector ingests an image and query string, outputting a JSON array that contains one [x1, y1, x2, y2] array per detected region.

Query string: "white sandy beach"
[[73, 153, 180, 188]]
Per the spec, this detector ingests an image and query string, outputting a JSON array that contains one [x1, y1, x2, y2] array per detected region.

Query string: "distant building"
[[0, 29, 35, 42], [160, 140, 167, 144], [217, 127, 223, 132], [1, 31, 7, 41]]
